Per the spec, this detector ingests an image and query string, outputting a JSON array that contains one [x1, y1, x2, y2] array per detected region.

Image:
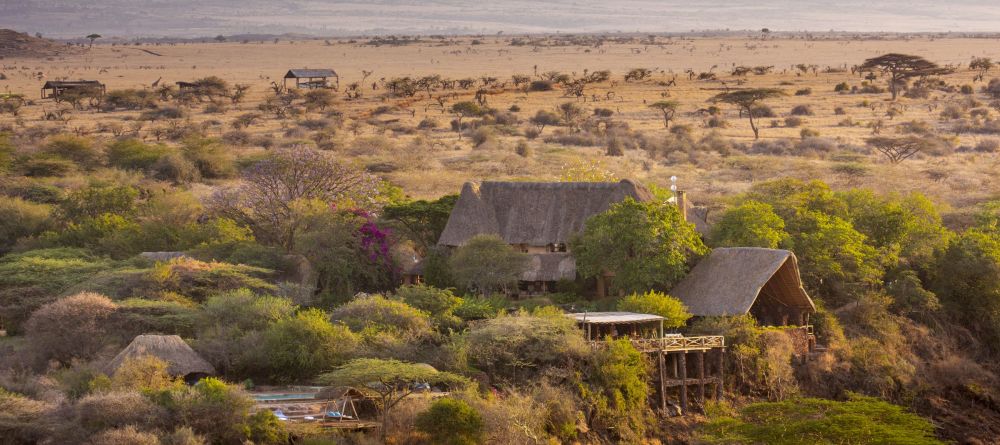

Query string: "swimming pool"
[[252, 393, 316, 402]]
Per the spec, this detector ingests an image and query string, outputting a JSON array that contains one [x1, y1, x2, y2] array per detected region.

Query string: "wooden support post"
[[679, 352, 688, 412], [697, 350, 706, 405], [658, 351, 666, 411], [716, 348, 725, 401]]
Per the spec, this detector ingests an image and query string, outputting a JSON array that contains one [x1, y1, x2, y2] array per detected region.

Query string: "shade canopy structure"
[[568, 311, 667, 341], [670, 248, 816, 326], [106, 335, 216, 381], [283, 69, 338, 89], [41, 80, 105, 99]]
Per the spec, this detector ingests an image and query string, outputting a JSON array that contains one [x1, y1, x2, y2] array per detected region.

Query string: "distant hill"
[[0, 29, 72, 58]]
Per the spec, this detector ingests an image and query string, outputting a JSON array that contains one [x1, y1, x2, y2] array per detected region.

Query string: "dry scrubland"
[[2, 34, 1000, 220]]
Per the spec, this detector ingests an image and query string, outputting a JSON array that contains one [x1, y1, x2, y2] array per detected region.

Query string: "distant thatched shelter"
[[41, 80, 105, 99], [107, 335, 216, 382], [670, 248, 815, 326]]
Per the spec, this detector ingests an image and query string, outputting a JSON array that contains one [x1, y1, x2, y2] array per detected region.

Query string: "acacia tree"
[[866, 136, 930, 163], [210, 148, 381, 250], [858, 53, 953, 100], [450, 101, 482, 139], [648, 100, 679, 128], [319, 359, 467, 441], [970, 57, 993, 82], [710, 89, 784, 139], [86, 34, 101, 47]]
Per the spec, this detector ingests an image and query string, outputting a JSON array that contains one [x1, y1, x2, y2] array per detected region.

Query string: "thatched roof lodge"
[[670, 248, 815, 326], [435, 180, 708, 294], [107, 335, 216, 382]]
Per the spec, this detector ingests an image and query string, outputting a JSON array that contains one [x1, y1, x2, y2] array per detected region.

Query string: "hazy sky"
[[1, 0, 999, 38]]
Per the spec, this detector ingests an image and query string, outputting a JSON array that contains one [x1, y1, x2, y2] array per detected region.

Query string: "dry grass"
[[2, 35, 998, 217]]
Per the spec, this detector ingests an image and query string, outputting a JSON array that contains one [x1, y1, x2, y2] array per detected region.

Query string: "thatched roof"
[[522, 253, 576, 282], [106, 335, 216, 377], [670, 248, 815, 316], [438, 180, 654, 247], [41, 80, 103, 89]]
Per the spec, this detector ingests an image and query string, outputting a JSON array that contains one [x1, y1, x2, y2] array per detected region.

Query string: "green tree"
[[616, 290, 692, 328], [381, 194, 458, 253], [449, 234, 529, 295], [319, 358, 468, 440], [579, 338, 650, 441], [787, 210, 882, 306], [710, 89, 784, 139], [571, 198, 707, 294], [86, 34, 102, 47], [710, 200, 789, 248], [464, 311, 589, 384], [450, 101, 483, 139], [259, 309, 358, 382], [932, 229, 1000, 346], [415, 398, 484, 445]]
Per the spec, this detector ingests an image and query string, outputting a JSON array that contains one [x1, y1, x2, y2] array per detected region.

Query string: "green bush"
[[415, 398, 484, 445], [24, 292, 119, 365], [616, 290, 691, 328], [180, 137, 235, 179], [43, 135, 101, 168], [464, 311, 588, 384], [259, 309, 358, 382], [106, 139, 169, 170], [331, 294, 433, 337], [699, 395, 943, 444], [710, 200, 789, 249], [449, 234, 529, 295], [0, 196, 52, 252], [579, 338, 650, 441], [21, 156, 76, 177], [60, 184, 138, 220]]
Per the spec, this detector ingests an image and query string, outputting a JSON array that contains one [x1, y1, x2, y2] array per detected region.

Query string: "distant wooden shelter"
[[106, 334, 216, 383], [283, 69, 338, 89], [41, 80, 105, 99], [569, 311, 726, 415]]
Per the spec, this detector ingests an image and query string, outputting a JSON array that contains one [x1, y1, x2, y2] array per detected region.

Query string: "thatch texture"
[[285, 69, 338, 79], [438, 180, 654, 247], [521, 253, 576, 282], [106, 335, 216, 377], [669, 248, 815, 317]]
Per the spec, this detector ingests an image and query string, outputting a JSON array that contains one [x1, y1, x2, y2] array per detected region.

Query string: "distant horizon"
[[2, 0, 999, 39]]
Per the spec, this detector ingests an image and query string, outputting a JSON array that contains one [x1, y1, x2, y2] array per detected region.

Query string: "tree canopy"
[[710, 88, 785, 139]]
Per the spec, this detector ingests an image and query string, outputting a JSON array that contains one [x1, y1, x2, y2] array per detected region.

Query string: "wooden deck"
[[590, 335, 725, 352]]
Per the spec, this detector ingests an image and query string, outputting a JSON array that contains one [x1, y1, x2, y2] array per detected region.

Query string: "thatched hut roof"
[[106, 335, 216, 377], [669, 248, 815, 316], [438, 180, 654, 247], [284, 69, 338, 79]]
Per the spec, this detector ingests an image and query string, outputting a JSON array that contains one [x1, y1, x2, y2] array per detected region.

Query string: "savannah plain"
[[3, 33, 1000, 220]]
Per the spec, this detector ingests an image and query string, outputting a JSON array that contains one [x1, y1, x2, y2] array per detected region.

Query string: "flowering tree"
[[211, 148, 381, 250]]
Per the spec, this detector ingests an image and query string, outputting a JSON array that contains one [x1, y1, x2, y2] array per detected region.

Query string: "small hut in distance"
[[283, 69, 338, 89], [41, 80, 105, 99], [106, 334, 216, 384]]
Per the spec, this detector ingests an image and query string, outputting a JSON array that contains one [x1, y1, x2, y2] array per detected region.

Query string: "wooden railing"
[[590, 335, 725, 352]]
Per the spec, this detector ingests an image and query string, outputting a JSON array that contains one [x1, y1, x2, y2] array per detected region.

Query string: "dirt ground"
[[2, 34, 999, 219]]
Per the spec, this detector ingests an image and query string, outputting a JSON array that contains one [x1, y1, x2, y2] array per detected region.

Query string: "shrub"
[[172, 378, 257, 444], [106, 139, 168, 170], [515, 140, 532, 157], [961, 84, 975, 94], [21, 156, 76, 177], [706, 116, 728, 128], [180, 137, 234, 179], [259, 309, 358, 382], [0, 196, 52, 252], [449, 234, 529, 295], [784, 116, 803, 127], [76, 390, 167, 434], [794, 88, 812, 96], [0, 389, 56, 444], [699, 395, 943, 444], [25, 292, 119, 365], [44, 135, 101, 167], [465, 312, 588, 384], [834, 82, 850, 92], [789, 105, 814, 116], [110, 355, 183, 392], [415, 398, 484, 445], [151, 153, 200, 184], [975, 139, 1000, 153], [580, 338, 649, 441], [616, 291, 691, 328], [751, 105, 776, 118], [800, 128, 820, 139], [86, 425, 161, 445], [528, 80, 554, 92], [394, 284, 461, 320], [330, 294, 432, 337]]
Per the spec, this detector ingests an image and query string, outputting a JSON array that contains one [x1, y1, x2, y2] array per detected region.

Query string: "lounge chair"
[[273, 409, 289, 421]]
